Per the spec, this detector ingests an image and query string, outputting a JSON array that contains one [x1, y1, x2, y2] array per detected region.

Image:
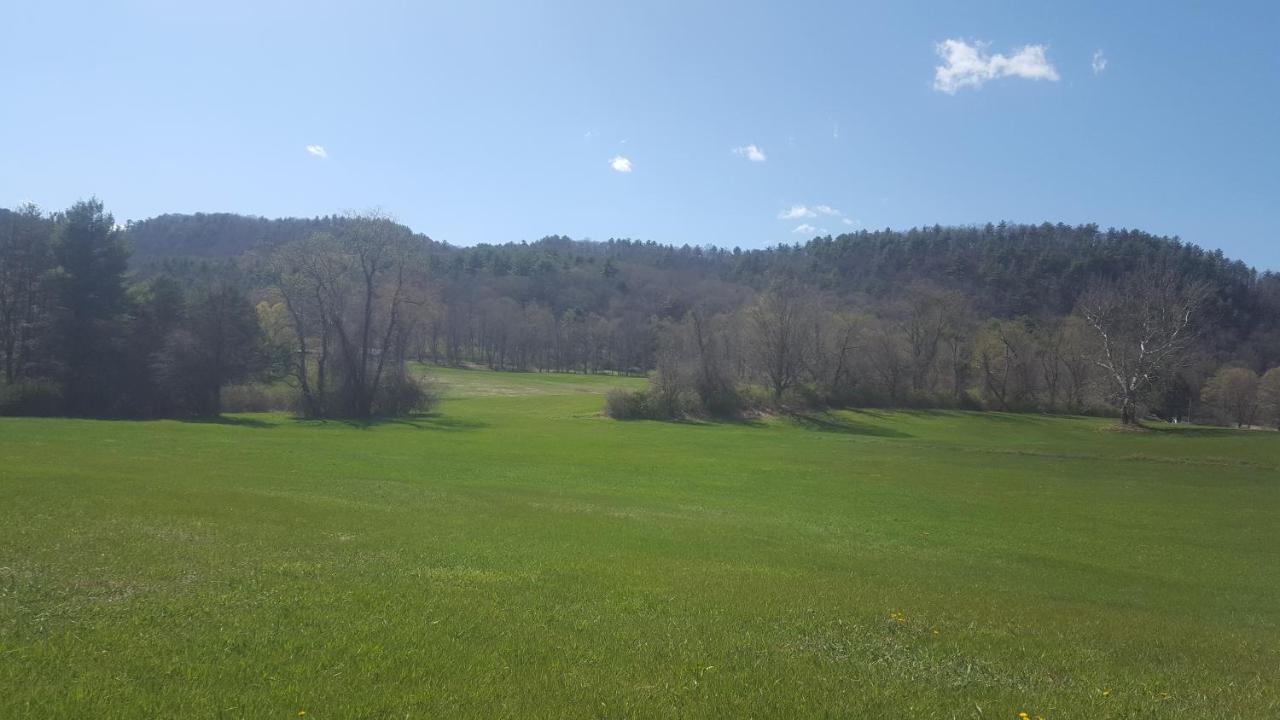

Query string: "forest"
[[2, 200, 1279, 426]]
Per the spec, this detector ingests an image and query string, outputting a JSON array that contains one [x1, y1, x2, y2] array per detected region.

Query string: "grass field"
[[1, 367, 1277, 719]]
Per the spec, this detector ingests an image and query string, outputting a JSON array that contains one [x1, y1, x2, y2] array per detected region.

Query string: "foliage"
[[48, 199, 131, 416], [603, 387, 651, 419], [153, 283, 264, 416], [5, 202, 1280, 426], [1200, 367, 1260, 427], [1258, 367, 1280, 429]]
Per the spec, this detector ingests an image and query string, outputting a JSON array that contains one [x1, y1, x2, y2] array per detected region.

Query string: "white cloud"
[[1092, 50, 1108, 75], [609, 155, 633, 173], [933, 39, 1060, 94], [732, 144, 767, 162], [813, 205, 843, 217], [305, 144, 328, 159], [778, 205, 816, 219], [792, 223, 820, 235], [842, 218, 855, 226]]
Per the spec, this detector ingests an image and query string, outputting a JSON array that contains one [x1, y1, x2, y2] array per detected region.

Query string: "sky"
[[3, 1, 1278, 269]]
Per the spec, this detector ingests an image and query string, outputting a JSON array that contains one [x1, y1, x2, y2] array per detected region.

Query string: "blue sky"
[[4, 1, 1278, 269]]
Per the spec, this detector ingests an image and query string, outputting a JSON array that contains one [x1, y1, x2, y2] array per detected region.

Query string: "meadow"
[[1, 367, 1277, 719]]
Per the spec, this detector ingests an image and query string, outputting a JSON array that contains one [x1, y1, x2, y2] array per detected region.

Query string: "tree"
[[256, 301, 296, 380], [1076, 265, 1210, 424], [1200, 367, 1259, 427], [865, 317, 909, 405], [49, 199, 131, 416], [899, 285, 948, 394], [0, 204, 53, 385], [1257, 367, 1280, 430], [155, 283, 263, 416], [122, 276, 187, 417], [808, 309, 866, 403], [973, 319, 1037, 411], [265, 213, 427, 419], [749, 280, 813, 401]]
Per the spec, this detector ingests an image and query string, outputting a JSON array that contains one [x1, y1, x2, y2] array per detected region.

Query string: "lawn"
[[1, 368, 1277, 719]]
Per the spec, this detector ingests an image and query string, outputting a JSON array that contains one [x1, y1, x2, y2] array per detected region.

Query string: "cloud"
[[779, 204, 846, 220], [1092, 50, 1108, 75], [732, 144, 767, 162], [305, 144, 328, 159], [842, 218, 855, 226], [792, 223, 820, 235], [778, 205, 816, 219], [609, 155, 633, 173], [933, 39, 1060, 94]]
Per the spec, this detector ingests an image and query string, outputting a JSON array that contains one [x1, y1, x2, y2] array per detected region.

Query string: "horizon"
[[5, 2, 1278, 270]]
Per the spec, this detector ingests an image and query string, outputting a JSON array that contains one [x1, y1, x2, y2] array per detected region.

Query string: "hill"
[[121, 213, 1280, 373]]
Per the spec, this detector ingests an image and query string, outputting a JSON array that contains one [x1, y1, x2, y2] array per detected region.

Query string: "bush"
[[604, 388, 650, 419], [735, 385, 773, 414], [0, 380, 64, 416], [221, 383, 298, 413], [372, 372, 439, 417]]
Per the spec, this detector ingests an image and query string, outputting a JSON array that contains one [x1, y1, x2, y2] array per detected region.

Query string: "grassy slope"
[[1, 367, 1277, 719]]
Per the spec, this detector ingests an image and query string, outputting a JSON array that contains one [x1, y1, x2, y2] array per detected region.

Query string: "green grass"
[[1, 369, 1277, 719]]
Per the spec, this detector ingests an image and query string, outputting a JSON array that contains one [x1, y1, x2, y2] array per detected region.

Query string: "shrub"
[[736, 385, 773, 414], [372, 372, 439, 417], [956, 391, 985, 411], [221, 383, 298, 413], [604, 388, 650, 419], [0, 380, 64, 416]]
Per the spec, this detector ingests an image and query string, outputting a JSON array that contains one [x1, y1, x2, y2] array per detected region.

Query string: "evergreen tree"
[[50, 199, 131, 416]]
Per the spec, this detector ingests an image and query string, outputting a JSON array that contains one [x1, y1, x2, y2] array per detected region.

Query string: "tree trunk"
[[1120, 395, 1138, 425]]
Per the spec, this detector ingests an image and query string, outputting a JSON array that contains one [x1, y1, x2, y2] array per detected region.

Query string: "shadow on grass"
[[894, 409, 1055, 424], [333, 412, 490, 432], [1143, 423, 1260, 438], [789, 412, 912, 438], [180, 415, 276, 429]]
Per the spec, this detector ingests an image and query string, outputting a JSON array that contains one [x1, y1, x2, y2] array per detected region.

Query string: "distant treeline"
[[2, 202, 1278, 424]]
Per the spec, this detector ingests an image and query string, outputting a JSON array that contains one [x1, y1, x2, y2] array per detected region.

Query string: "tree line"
[[3, 201, 1278, 425], [0, 201, 431, 419], [602, 265, 1280, 427]]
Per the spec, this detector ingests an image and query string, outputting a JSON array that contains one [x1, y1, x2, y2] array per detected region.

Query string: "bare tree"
[[265, 212, 426, 418], [1057, 316, 1097, 413], [749, 281, 813, 401], [807, 309, 866, 402], [899, 285, 948, 394], [938, 293, 975, 402], [973, 319, 1037, 411], [865, 316, 909, 405], [1076, 265, 1210, 424]]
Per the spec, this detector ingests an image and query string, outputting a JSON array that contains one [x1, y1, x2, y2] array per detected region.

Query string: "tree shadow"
[[789, 412, 912, 438], [1144, 423, 1260, 438], [333, 412, 490, 432], [896, 409, 1039, 423], [180, 415, 276, 429]]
